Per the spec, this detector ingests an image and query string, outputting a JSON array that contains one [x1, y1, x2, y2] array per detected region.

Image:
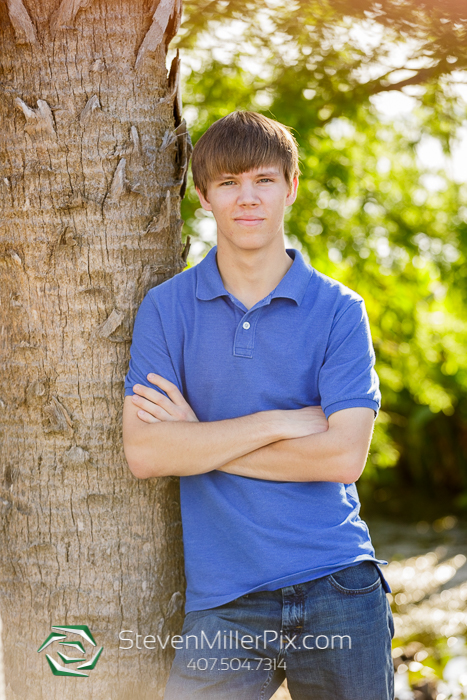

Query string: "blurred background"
[[170, 2, 467, 697]]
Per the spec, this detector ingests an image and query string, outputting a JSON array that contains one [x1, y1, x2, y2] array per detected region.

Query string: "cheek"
[[269, 194, 288, 214], [211, 195, 236, 216]]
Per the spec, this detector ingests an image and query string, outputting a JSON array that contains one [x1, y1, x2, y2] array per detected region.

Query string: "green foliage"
[[175, 0, 467, 510]]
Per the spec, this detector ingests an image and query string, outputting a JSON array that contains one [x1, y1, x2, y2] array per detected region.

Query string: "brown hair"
[[191, 111, 300, 198]]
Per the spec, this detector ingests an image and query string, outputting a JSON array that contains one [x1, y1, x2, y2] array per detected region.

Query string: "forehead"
[[213, 167, 284, 181]]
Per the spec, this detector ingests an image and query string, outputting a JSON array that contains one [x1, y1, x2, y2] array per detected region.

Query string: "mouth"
[[234, 217, 265, 226]]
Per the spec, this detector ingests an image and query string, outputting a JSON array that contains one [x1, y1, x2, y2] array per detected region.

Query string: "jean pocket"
[[328, 561, 382, 595]]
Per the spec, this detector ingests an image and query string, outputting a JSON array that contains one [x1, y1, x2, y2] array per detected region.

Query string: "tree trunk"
[[0, 1, 189, 697]]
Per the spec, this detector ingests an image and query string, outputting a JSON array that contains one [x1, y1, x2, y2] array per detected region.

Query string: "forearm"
[[217, 418, 371, 483], [124, 385, 330, 479], [124, 407, 286, 479]]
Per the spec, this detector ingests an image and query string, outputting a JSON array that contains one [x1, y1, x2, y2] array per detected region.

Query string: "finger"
[[306, 406, 327, 417], [137, 409, 161, 424], [132, 394, 173, 421], [146, 374, 187, 407], [132, 384, 179, 415]]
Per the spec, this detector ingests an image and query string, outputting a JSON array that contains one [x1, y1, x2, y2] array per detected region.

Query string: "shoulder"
[[308, 267, 365, 319], [311, 268, 363, 304], [146, 264, 197, 307], [132, 266, 197, 332]]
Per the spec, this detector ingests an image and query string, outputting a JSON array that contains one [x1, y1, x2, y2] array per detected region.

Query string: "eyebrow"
[[214, 170, 281, 181]]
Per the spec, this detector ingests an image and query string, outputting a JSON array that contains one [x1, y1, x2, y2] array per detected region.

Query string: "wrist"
[[259, 409, 289, 442]]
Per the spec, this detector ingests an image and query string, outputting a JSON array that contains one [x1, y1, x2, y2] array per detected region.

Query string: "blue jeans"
[[164, 561, 395, 699]]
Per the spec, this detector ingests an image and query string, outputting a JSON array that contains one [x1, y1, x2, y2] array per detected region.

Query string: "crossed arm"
[[122, 374, 375, 483]]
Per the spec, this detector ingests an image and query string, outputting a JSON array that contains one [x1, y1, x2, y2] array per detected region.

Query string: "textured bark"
[[0, 1, 188, 697]]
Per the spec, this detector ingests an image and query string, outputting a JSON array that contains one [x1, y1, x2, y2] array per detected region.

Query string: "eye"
[[220, 180, 235, 186], [258, 178, 273, 183]]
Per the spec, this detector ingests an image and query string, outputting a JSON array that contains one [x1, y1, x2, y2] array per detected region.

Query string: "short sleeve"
[[124, 291, 181, 398], [318, 300, 381, 419]]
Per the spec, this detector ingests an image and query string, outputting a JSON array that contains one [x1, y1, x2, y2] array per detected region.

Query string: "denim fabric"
[[163, 561, 394, 700]]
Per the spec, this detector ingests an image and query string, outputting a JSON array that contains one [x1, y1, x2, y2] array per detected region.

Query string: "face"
[[195, 166, 298, 253]]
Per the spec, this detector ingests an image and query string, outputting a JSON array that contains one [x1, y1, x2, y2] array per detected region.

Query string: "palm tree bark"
[[0, 1, 188, 697]]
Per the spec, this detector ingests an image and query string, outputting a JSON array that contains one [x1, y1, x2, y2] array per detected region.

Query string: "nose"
[[236, 182, 260, 206]]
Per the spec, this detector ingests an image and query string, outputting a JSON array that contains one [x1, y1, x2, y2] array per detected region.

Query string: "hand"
[[277, 405, 329, 440], [131, 374, 199, 424]]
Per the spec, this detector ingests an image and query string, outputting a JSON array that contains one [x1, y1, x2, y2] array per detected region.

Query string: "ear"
[[285, 176, 299, 206], [195, 186, 213, 212]]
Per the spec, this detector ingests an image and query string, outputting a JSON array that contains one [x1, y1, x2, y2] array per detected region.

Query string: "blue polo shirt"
[[124, 245, 391, 612]]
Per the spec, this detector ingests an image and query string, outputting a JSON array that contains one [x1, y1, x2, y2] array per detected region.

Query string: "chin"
[[231, 236, 271, 250]]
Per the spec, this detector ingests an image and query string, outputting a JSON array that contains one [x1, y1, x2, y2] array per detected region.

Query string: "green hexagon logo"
[[37, 625, 103, 677]]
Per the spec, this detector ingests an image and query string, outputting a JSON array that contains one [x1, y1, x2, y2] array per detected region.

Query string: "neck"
[[215, 238, 293, 310]]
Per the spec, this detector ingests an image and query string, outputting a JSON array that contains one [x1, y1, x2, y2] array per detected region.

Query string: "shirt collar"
[[195, 245, 313, 306]]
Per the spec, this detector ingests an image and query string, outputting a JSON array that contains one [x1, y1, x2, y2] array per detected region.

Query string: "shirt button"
[[242, 321, 251, 330]]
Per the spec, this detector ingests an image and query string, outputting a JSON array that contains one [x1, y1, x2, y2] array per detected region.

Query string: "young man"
[[122, 111, 394, 700]]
